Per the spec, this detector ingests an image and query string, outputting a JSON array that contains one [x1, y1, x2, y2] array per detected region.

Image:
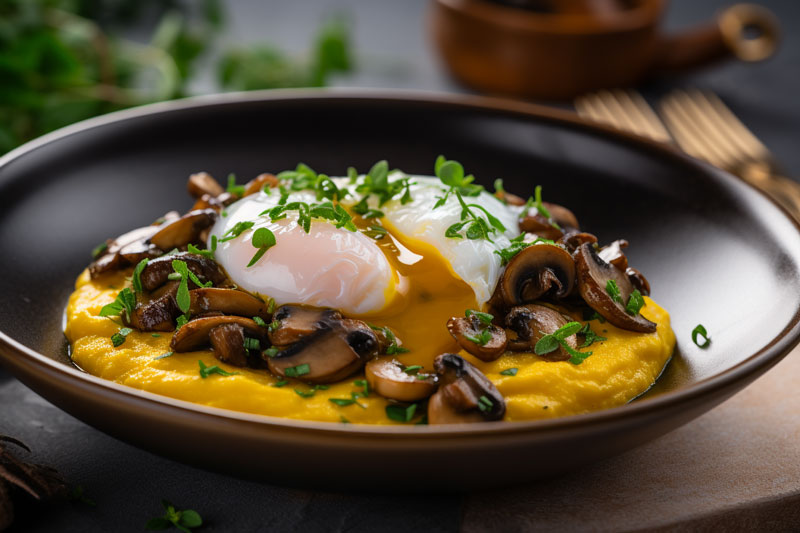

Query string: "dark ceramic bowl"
[[1, 91, 799, 491]]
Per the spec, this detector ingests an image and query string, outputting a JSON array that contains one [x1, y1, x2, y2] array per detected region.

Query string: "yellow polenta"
[[65, 269, 675, 425]]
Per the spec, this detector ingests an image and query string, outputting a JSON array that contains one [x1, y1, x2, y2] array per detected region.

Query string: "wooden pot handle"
[[653, 3, 779, 73]]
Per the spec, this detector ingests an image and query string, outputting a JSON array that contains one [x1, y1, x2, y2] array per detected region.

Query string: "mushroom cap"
[[189, 288, 272, 321], [365, 358, 438, 402], [171, 316, 266, 352], [89, 225, 160, 278], [559, 231, 598, 254], [209, 323, 249, 367], [124, 291, 180, 332], [626, 267, 651, 296], [427, 353, 505, 424], [574, 243, 657, 333], [139, 252, 228, 292], [446, 316, 507, 361], [497, 243, 576, 308], [149, 209, 217, 251], [266, 321, 369, 384], [268, 305, 342, 346], [505, 304, 577, 361], [543, 202, 579, 231], [518, 213, 563, 241], [187, 172, 224, 199], [243, 173, 279, 197]]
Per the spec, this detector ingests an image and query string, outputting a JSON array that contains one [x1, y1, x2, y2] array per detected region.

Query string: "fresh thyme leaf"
[[625, 289, 645, 315], [198, 360, 238, 378], [692, 324, 711, 348], [606, 280, 623, 304], [247, 227, 277, 267], [500, 367, 518, 376]]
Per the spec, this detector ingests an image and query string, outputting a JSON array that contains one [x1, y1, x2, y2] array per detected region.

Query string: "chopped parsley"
[[198, 360, 239, 379], [187, 239, 216, 260], [692, 324, 711, 348], [284, 363, 310, 377], [606, 280, 623, 304], [625, 289, 645, 315], [247, 227, 277, 267], [220, 220, 255, 242], [243, 338, 261, 351], [534, 321, 593, 365], [353, 379, 370, 397], [477, 395, 493, 413], [386, 403, 418, 422], [294, 388, 315, 398], [110, 327, 133, 347], [253, 316, 267, 327], [500, 367, 518, 376], [99, 287, 136, 318], [579, 323, 607, 348]]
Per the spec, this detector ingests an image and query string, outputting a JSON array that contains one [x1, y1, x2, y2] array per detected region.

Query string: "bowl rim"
[[2, 87, 799, 438]]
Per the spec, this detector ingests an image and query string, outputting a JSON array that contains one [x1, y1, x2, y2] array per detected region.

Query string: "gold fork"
[[659, 89, 800, 218], [575, 89, 671, 144]]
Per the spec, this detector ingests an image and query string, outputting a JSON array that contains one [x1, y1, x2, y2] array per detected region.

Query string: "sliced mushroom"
[[209, 323, 249, 367], [574, 243, 657, 333], [518, 213, 563, 241], [496, 243, 576, 308], [427, 353, 505, 424], [598, 239, 629, 271], [268, 305, 342, 346], [123, 291, 180, 332], [626, 267, 651, 296], [149, 209, 217, 251], [171, 316, 266, 352], [494, 190, 525, 206], [243, 173, 279, 196], [89, 225, 161, 278], [543, 202, 579, 230], [365, 358, 438, 402], [191, 193, 226, 212], [190, 288, 272, 321], [139, 252, 228, 292], [187, 172, 224, 199], [505, 304, 578, 361], [446, 316, 507, 361], [267, 320, 378, 384], [559, 230, 598, 254]]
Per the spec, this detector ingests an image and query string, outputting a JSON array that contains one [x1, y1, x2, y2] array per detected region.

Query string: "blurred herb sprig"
[[0, 0, 352, 154]]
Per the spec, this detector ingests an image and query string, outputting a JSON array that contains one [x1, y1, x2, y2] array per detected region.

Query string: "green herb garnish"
[[264, 200, 356, 233], [579, 323, 607, 348], [187, 243, 214, 260], [110, 327, 133, 347], [198, 360, 238, 379], [226, 173, 245, 196], [253, 316, 267, 327], [243, 338, 260, 351], [99, 288, 136, 318], [284, 363, 310, 377], [606, 280, 623, 304], [247, 227, 277, 267], [494, 235, 555, 266], [91, 242, 108, 259], [386, 403, 418, 422], [272, 379, 288, 387], [294, 388, 316, 398], [500, 368, 518, 376], [171, 260, 192, 314], [477, 395, 493, 412], [625, 289, 645, 315], [329, 398, 357, 407], [433, 155, 484, 201], [465, 328, 493, 346], [145, 499, 202, 532], [353, 379, 370, 397], [692, 324, 711, 348], [263, 346, 279, 358], [465, 309, 493, 325], [354, 160, 414, 207], [131, 258, 149, 293], [444, 190, 506, 242], [154, 352, 174, 360], [534, 321, 593, 365], [362, 225, 388, 240], [219, 220, 255, 242], [369, 325, 409, 354], [340, 415, 351, 424], [403, 365, 423, 375]]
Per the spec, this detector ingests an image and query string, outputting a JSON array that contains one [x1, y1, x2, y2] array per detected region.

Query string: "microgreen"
[[294, 388, 316, 398], [348, 166, 358, 184], [226, 173, 245, 197], [220, 220, 254, 242], [444, 190, 506, 242], [493, 178, 505, 199], [433, 155, 484, 199], [579, 323, 607, 348], [247, 227, 277, 267], [276, 163, 318, 192], [285, 363, 310, 378], [198, 360, 238, 379], [386, 403, 418, 423], [354, 160, 414, 207], [534, 322, 593, 365], [494, 235, 556, 266], [187, 242, 215, 260], [99, 288, 136, 318], [91, 242, 108, 259], [111, 327, 133, 347], [692, 324, 711, 348], [625, 289, 645, 315], [500, 368, 518, 376], [264, 200, 356, 233], [131, 258, 149, 293], [145, 499, 202, 533], [175, 315, 189, 329], [606, 280, 623, 304]]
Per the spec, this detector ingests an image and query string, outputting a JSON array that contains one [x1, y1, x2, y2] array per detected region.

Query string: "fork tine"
[[659, 95, 728, 168], [619, 91, 672, 143], [576, 90, 670, 142], [699, 91, 770, 159], [669, 90, 745, 167], [575, 93, 625, 131]]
